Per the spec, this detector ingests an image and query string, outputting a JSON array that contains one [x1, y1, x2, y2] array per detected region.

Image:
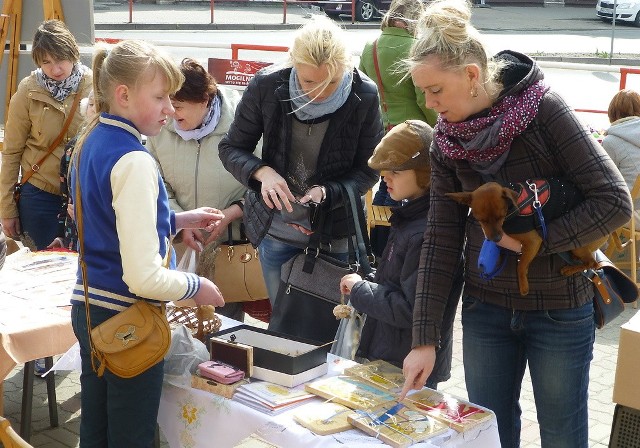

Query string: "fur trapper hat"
[[368, 120, 433, 171]]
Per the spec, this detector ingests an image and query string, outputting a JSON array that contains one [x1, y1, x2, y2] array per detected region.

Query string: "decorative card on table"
[[347, 401, 448, 448], [292, 402, 352, 435], [343, 359, 404, 394], [403, 388, 493, 432], [232, 433, 281, 448], [304, 375, 396, 410], [233, 380, 315, 416]]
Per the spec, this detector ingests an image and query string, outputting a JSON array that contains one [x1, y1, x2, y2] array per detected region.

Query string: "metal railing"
[[121, 0, 360, 25]]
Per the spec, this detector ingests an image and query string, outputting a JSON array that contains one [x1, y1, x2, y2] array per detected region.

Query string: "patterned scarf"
[[36, 62, 86, 102], [435, 80, 549, 174], [288, 68, 352, 120], [174, 94, 221, 141]]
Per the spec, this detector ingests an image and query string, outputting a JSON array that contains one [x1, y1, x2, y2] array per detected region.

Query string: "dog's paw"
[[560, 266, 583, 276]]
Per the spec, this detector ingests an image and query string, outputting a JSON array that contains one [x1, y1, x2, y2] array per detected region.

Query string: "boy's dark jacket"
[[350, 193, 463, 383]]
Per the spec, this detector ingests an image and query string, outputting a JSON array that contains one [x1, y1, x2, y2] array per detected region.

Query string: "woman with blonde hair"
[[71, 40, 225, 447], [399, 1, 631, 447], [359, 0, 436, 130], [219, 17, 383, 341]]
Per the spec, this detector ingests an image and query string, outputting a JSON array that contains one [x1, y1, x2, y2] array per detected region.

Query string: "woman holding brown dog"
[[399, 1, 632, 447]]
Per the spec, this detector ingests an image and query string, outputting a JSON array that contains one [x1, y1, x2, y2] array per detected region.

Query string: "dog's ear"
[[446, 192, 474, 206], [502, 188, 519, 207]]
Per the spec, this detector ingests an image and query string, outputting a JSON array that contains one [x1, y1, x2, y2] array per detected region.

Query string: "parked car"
[[596, 0, 640, 26], [317, 0, 391, 22]]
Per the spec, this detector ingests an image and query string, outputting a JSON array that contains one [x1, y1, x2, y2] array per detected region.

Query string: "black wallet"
[[281, 201, 319, 230]]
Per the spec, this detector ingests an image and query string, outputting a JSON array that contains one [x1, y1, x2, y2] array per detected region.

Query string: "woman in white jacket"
[[147, 58, 249, 320], [602, 89, 640, 227]]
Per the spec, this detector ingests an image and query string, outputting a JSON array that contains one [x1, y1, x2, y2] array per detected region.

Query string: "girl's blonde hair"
[[76, 41, 183, 153], [608, 89, 640, 123], [92, 40, 183, 114], [381, 0, 425, 36], [31, 19, 80, 66], [287, 17, 352, 95], [407, 0, 503, 94]]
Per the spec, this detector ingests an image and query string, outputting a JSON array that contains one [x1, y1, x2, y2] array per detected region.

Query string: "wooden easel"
[[0, 0, 65, 415], [0, 0, 65, 121]]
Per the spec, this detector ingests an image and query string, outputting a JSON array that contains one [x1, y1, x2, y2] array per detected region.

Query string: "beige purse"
[[213, 227, 268, 303]]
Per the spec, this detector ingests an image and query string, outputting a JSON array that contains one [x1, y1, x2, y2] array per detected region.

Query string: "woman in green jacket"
[[359, 0, 435, 256], [359, 0, 436, 130]]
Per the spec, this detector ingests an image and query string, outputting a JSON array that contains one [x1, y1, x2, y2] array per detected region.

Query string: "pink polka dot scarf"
[[435, 80, 549, 174]]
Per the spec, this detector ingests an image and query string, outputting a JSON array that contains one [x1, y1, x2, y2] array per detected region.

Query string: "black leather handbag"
[[268, 182, 373, 343]]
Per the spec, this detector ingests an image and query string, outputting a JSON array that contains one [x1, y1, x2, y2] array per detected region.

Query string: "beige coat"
[[0, 71, 93, 218], [147, 86, 258, 280], [147, 86, 248, 216]]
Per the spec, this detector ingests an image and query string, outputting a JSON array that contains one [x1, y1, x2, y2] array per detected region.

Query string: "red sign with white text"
[[208, 58, 272, 87]]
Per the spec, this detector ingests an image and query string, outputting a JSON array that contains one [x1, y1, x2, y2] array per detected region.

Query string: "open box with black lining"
[[214, 325, 330, 387]]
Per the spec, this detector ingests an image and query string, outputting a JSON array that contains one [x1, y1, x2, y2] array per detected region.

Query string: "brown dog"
[[447, 181, 610, 296]]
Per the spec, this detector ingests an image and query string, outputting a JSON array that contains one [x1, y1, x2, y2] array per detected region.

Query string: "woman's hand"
[[191, 277, 225, 307], [496, 233, 523, 254], [287, 223, 314, 236], [181, 229, 205, 252], [176, 207, 225, 232], [340, 273, 362, 294], [203, 203, 244, 246], [300, 185, 326, 205], [67, 203, 75, 221], [400, 345, 436, 399], [253, 166, 296, 212], [47, 237, 64, 249], [2, 218, 20, 239]]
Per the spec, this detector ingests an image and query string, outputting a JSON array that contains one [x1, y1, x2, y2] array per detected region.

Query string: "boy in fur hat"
[[339, 120, 463, 388]]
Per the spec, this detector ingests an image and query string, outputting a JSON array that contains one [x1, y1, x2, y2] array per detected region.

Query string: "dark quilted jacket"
[[350, 194, 463, 383], [218, 67, 383, 246]]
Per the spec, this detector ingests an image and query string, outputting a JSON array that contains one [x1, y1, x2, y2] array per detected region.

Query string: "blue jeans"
[[258, 237, 304, 306], [18, 182, 61, 250], [71, 304, 164, 448], [462, 297, 594, 448]]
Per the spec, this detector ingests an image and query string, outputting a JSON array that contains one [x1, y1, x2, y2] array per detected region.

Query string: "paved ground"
[[2, 2, 639, 447]]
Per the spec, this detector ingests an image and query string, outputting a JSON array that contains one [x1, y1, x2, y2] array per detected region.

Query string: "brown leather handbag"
[[74, 144, 171, 379]]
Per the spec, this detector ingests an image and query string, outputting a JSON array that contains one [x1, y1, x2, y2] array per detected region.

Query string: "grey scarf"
[[288, 68, 352, 120]]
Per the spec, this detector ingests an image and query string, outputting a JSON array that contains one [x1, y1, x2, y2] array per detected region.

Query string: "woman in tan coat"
[[0, 20, 92, 250]]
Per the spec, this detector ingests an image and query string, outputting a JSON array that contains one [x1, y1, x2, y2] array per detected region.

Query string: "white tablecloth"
[[157, 316, 501, 448]]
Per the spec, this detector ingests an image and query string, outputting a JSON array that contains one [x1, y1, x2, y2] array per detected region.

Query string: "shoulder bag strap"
[[341, 180, 374, 276], [372, 39, 390, 126], [20, 92, 82, 187], [372, 39, 388, 113]]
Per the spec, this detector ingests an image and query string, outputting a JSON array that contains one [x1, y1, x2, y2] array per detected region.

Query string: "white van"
[[596, 0, 640, 26]]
